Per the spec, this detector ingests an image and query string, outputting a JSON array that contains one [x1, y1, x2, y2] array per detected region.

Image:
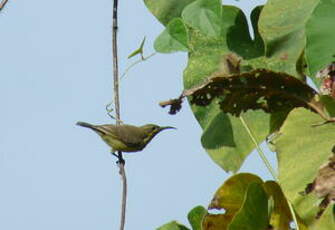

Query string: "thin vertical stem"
[[112, 0, 120, 124], [239, 116, 299, 230], [117, 158, 127, 230], [239, 116, 277, 179], [112, 0, 127, 230], [0, 0, 9, 12]]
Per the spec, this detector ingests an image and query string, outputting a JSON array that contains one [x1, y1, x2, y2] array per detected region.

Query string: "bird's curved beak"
[[160, 126, 176, 131]]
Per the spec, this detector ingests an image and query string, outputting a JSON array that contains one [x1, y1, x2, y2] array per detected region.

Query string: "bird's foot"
[[111, 152, 119, 158], [111, 152, 125, 165], [116, 158, 125, 165]]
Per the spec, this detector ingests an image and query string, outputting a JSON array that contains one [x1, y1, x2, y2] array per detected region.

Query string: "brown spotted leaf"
[[202, 214, 232, 230], [203, 173, 264, 230], [203, 173, 308, 230], [160, 69, 330, 119]]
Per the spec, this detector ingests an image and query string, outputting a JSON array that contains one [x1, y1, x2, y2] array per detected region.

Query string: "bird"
[[76, 121, 175, 153]]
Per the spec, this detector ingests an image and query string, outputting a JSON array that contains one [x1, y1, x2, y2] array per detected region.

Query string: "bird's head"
[[141, 124, 176, 143]]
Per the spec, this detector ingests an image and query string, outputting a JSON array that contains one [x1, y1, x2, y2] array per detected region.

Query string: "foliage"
[[157, 173, 309, 230], [306, 0, 335, 85], [143, 0, 335, 229], [273, 108, 335, 225]]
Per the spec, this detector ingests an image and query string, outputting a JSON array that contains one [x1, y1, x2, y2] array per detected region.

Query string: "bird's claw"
[[111, 152, 125, 165], [111, 152, 119, 158], [116, 159, 125, 165]]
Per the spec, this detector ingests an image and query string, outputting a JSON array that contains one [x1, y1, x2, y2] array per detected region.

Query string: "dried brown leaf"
[[302, 149, 335, 219], [317, 62, 335, 98], [160, 69, 328, 118]]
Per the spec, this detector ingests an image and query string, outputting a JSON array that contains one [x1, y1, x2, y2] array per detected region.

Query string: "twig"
[[112, 0, 127, 230], [0, 0, 8, 12], [117, 158, 127, 230], [112, 1, 120, 124], [239, 116, 300, 230], [120, 52, 156, 79], [239, 116, 277, 179], [106, 52, 156, 121]]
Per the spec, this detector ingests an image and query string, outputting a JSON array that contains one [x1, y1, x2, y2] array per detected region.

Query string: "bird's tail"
[[76, 121, 105, 135]]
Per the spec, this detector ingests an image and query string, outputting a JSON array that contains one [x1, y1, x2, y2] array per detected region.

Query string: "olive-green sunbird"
[[76, 122, 175, 153]]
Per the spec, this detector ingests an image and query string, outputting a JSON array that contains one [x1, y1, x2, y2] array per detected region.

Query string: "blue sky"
[[0, 0, 270, 229]]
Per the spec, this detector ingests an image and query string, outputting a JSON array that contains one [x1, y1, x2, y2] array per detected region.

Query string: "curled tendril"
[[105, 102, 124, 124]]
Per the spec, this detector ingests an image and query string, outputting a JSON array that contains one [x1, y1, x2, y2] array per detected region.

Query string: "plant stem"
[[239, 116, 300, 230], [121, 52, 156, 79], [118, 158, 127, 230], [112, 0, 120, 124], [287, 202, 300, 230], [0, 0, 8, 12], [112, 0, 127, 230], [239, 116, 277, 179]]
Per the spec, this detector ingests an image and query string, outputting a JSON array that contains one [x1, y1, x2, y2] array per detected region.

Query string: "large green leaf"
[[144, 0, 195, 25], [151, 3, 271, 173], [183, 5, 270, 173], [200, 110, 270, 172], [182, 0, 222, 38], [227, 6, 265, 60], [274, 108, 335, 225], [257, 0, 320, 78], [306, 0, 335, 86], [228, 183, 268, 230], [154, 18, 189, 53]]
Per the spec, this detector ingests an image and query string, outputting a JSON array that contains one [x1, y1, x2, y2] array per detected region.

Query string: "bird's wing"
[[114, 125, 147, 146], [97, 124, 146, 147]]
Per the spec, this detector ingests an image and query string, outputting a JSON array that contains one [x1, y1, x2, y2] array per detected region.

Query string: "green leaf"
[[144, 0, 196, 26], [157, 221, 190, 230], [200, 110, 270, 172], [154, 18, 189, 53], [306, 0, 335, 85], [128, 37, 146, 59], [228, 183, 269, 230], [273, 108, 335, 225], [257, 0, 320, 78], [311, 205, 335, 230], [183, 6, 270, 172], [182, 0, 222, 37], [187, 206, 207, 230], [227, 6, 265, 59]]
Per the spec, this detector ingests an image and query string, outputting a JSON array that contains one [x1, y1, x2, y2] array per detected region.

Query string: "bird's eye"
[[152, 126, 157, 131]]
